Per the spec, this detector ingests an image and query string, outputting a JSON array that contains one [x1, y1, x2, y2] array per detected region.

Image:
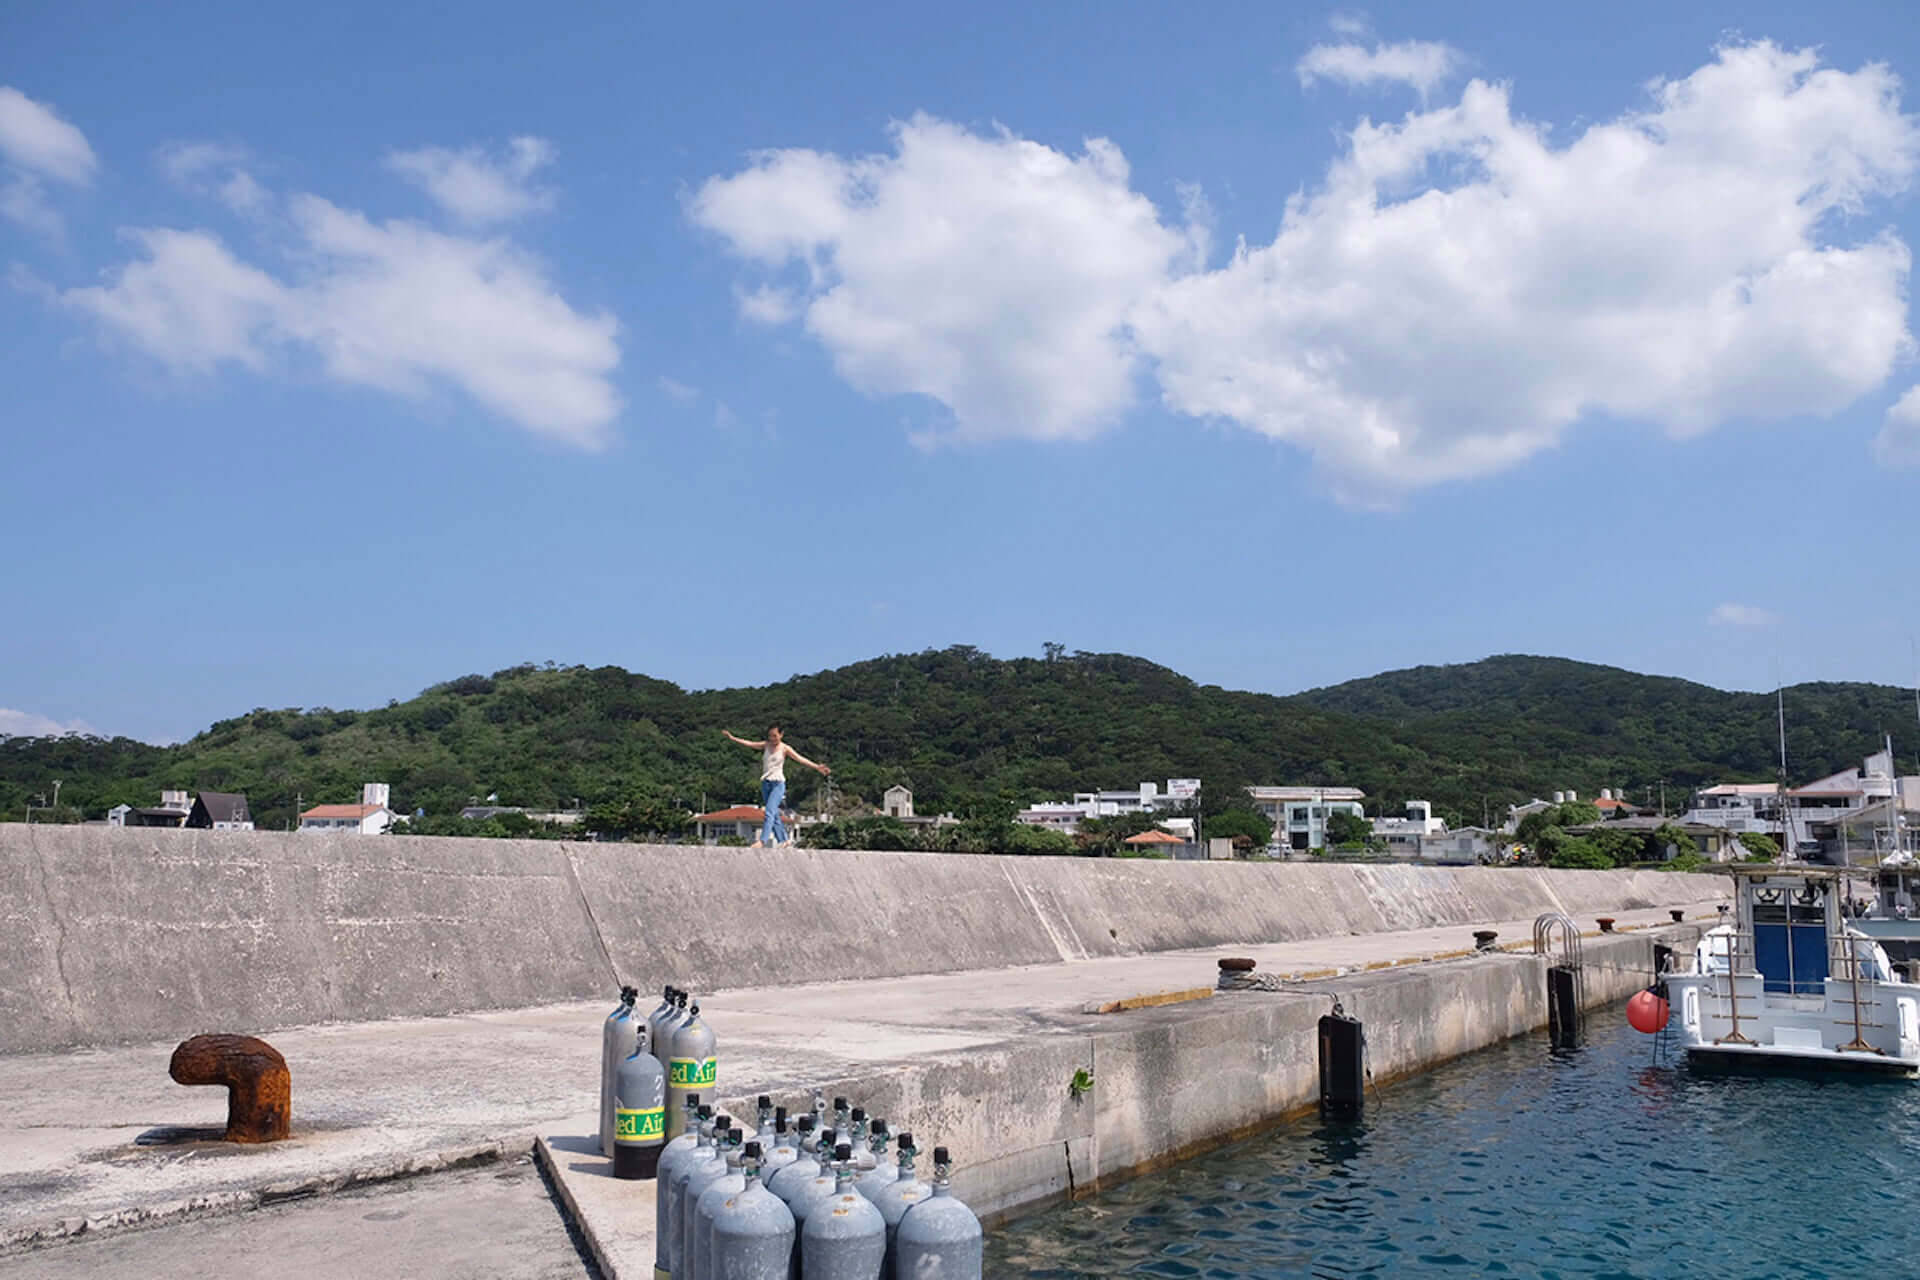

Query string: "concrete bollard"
[[169, 1034, 291, 1143]]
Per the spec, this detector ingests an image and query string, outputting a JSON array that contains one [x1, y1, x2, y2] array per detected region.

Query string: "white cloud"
[[0, 86, 96, 185], [64, 228, 286, 372], [1711, 603, 1781, 627], [158, 141, 268, 214], [1328, 12, 1372, 39], [1145, 41, 1920, 496], [63, 197, 621, 447], [657, 375, 699, 403], [0, 708, 98, 739], [1874, 385, 1920, 467], [0, 86, 97, 236], [691, 114, 1199, 442], [736, 282, 799, 326], [695, 43, 1918, 495], [386, 137, 556, 224], [1296, 40, 1464, 101]]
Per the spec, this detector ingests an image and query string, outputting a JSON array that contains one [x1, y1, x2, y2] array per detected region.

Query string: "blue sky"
[[4, 1, 1919, 744]]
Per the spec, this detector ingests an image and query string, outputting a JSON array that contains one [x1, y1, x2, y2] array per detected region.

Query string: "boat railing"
[[1703, 931, 1758, 1046], [1827, 932, 1888, 1057]]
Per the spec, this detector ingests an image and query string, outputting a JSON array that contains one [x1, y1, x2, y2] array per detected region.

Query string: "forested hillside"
[[3, 649, 1915, 833]]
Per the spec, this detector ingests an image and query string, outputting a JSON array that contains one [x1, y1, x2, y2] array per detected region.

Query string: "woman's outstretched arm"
[[781, 745, 831, 776]]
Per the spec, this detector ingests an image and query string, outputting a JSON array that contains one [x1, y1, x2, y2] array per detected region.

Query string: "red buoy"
[[1626, 988, 1669, 1034]]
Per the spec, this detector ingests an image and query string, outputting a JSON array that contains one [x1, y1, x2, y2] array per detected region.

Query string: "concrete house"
[[300, 783, 395, 835], [111, 789, 193, 828], [1246, 785, 1367, 852], [694, 805, 765, 844], [187, 792, 254, 831]]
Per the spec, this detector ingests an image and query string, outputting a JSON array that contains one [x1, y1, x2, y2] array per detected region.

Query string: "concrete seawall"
[[1, 823, 1717, 1055], [691, 929, 1679, 1229]]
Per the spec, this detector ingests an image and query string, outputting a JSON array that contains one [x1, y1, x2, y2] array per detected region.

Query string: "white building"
[[1683, 782, 1785, 836], [1016, 780, 1198, 834], [1246, 785, 1366, 852], [300, 783, 395, 835], [693, 804, 765, 844], [1371, 800, 1446, 855]]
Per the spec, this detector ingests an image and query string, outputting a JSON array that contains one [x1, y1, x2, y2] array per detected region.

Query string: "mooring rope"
[[1216, 970, 1292, 992]]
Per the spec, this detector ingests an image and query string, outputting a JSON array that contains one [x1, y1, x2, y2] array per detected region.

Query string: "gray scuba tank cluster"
[[601, 985, 718, 1180], [650, 1085, 984, 1280]]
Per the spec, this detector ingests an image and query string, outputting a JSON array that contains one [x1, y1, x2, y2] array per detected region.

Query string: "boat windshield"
[[1751, 885, 1828, 995]]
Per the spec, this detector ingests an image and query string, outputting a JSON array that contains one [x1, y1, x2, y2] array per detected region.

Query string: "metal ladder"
[[1533, 912, 1584, 1047]]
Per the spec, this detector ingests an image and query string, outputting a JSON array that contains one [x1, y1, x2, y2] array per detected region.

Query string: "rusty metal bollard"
[[169, 1034, 291, 1143]]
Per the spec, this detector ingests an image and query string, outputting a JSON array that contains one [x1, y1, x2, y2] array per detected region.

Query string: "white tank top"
[[762, 744, 786, 782]]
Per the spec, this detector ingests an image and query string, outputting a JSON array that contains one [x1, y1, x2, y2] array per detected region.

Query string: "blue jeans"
[[760, 779, 787, 845]]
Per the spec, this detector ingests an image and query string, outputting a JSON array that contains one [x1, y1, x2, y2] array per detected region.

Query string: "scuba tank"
[[653, 1099, 708, 1279], [847, 1108, 877, 1172], [671, 1120, 732, 1280], [646, 986, 679, 1072], [753, 1095, 776, 1146], [763, 1110, 800, 1180], [600, 985, 639, 1158], [895, 1146, 983, 1279], [782, 1140, 848, 1280], [801, 1143, 886, 1280], [801, 1089, 828, 1154], [612, 1029, 667, 1180], [656, 989, 690, 1080], [869, 1132, 930, 1276], [667, 1003, 717, 1141], [854, 1120, 897, 1200], [690, 1127, 748, 1280], [769, 1120, 824, 1203], [707, 1140, 796, 1280]]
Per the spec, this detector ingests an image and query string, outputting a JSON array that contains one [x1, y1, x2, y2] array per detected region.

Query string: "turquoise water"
[[986, 1009, 1920, 1279]]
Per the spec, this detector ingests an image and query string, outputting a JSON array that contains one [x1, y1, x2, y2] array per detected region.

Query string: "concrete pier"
[[0, 824, 1723, 1274]]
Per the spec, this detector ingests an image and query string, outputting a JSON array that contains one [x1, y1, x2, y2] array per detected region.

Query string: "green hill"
[[4, 650, 1915, 833]]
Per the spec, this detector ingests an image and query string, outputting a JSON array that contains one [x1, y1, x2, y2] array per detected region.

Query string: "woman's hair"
[[767, 724, 782, 737]]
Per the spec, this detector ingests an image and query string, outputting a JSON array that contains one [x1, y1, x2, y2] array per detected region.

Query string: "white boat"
[[1662, 865, 1920, 1075]]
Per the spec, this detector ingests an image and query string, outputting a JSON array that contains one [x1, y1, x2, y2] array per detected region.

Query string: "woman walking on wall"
[[721, 725, 830, 848]]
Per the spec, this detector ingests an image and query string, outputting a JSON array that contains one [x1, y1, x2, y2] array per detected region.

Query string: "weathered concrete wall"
[[0, 823, 1713, 1054], [0, 825, 612, 1054]]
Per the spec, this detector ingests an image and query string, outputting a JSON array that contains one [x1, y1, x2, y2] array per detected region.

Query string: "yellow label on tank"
[[669, 1057, 717, 1087], [615, 1106, 665, 1142]]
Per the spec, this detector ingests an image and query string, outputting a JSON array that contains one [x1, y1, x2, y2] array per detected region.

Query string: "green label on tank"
[[615, 1106, 665, 1142], [669, 1057, 717, 1087]]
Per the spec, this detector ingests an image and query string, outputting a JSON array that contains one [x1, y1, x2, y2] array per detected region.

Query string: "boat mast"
[[1777, 686, 1791, 861]]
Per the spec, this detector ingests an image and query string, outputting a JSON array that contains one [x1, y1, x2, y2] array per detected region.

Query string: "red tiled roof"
[[696, 806, 765, 823], [301, 803, 382, 819], [1594, 797, 1631, 809], [1123, 829, 1185, 844]]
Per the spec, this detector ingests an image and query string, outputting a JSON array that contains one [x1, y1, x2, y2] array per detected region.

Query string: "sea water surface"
[[985, 1008, 1920, 1279]]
